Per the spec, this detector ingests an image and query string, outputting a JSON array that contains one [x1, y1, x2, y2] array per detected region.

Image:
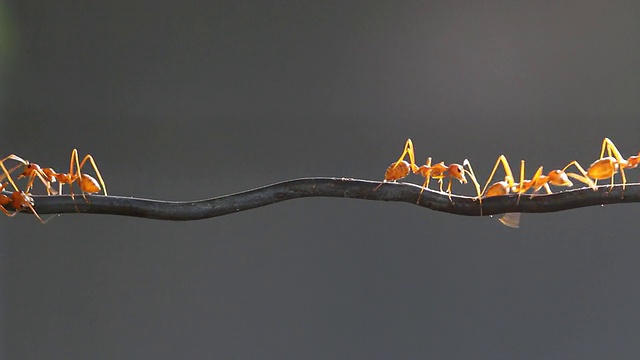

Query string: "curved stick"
[[3, 177, 640, 221]]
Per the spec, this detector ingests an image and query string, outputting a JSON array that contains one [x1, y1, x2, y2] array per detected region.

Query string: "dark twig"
[[3, 177, 640, 221]]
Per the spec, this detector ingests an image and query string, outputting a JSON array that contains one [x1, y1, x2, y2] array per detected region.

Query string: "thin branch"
[[4, 177, 640, 221]]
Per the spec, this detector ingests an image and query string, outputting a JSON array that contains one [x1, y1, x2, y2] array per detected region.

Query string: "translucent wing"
[[499, 213, 521, 228]]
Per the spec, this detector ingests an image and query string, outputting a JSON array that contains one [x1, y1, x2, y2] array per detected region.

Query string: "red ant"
[[481, 156, 595, 199], [40, 149, 107, 199], [0, 162, 44, 222], [378, 139, 481, 201], [0, 154, 56, 194], [5, 149, 107, 199], [585, 138, 640, 190], [480, 156, 596, 228]]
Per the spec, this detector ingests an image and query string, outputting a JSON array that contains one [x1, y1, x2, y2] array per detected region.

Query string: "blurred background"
[[2, 1, 640, 359]]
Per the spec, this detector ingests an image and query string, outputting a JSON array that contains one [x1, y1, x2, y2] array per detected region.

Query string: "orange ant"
[[480, 156, 596, 228], [481, 156, 596, 200], [413, 156, 480, 201], [0, 184, 44, 223], [377, 139, 481, 202], [0, 154, 56, 195], [0, 162, 44, 222], [586, 138, 640, 190], [13, 149, 107, 199]]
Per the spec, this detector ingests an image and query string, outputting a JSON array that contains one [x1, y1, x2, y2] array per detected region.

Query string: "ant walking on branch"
[[377, 139, 481, 202], [1, 149, 108, 199], [480, 156, 596, 200], [586, 137, 640, 190]]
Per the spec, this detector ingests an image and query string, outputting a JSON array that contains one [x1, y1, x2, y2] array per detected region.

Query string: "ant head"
[[627, 153, 640, 168], [449, 164, 467, 184], [18, 163, 41, 178]]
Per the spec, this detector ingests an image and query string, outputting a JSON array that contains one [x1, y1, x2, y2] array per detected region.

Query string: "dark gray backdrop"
[[2, 1, 640, 359]]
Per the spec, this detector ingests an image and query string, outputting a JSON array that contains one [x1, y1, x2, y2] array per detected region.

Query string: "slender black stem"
[[3, 177, 639, 221]]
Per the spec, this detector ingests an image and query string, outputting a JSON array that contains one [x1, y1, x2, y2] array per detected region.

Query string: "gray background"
[[2, 1, 640, 359]]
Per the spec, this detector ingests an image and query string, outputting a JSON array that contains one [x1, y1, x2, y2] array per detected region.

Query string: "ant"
[[0, 154, 56, 195], [0, 162, 44, 222], [480, 156, 596, 228], [481, 156, 596, 200], [586, 138, 640, 190], [42, 149, 107, 199], [413, 156, 480, 202], [377, 139, 481, 202], [9, 150, 107, 199]]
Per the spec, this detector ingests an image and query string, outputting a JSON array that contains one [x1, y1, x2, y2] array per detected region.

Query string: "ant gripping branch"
[[479, 156, 596, 228], [38, 149, 108, 199], [2, 149, 108, 199], [586, 138, 640, 190], [481, 156, 596, 199], [377, 139, 481, 202], [413, 156, 480, 202]]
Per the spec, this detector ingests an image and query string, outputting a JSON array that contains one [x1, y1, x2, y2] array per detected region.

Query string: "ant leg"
[[0, 161, 24, 183], [562, 161, 596, 190], [0, 184, 14, 218], [0, 205, 16, 218], [594, 138, 625, 189], [416, 157, 433, 204], [0, 162, 20, 192], [463, 160, 482, 199], [438, 178, 445, 193], [481, 155, 515, 197], [69, 149, 79, 178], [603, 138, 625, 162], [28, 169, 57, 195], [23, 202, 44, 223], [463, 159, 482, 214], [375, 139, 416, 191], [391, 139, 417, 172], [593, 138, 609, 188], [603, 138, 627, 190], [0, 154, 27, 167], [70, 149, 87, 200], [78, 155, 108, 196], [513, 160, 531, 205], [528, 166, 546, 194]]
